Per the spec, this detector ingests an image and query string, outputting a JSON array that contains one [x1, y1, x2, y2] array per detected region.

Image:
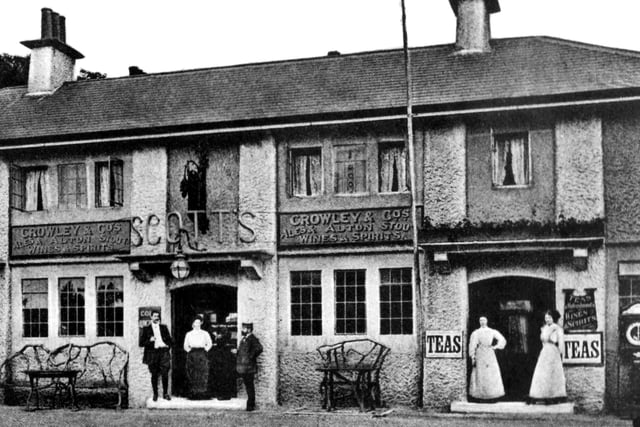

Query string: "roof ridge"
[[534, 35, 640, 59]]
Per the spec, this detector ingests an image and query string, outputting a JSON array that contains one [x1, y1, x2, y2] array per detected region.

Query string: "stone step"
[[450, 401, 575, 414], [146, 396, 247, 410]]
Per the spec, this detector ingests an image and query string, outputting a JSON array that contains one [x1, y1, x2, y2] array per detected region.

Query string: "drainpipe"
[[401, 0, 424, 408]]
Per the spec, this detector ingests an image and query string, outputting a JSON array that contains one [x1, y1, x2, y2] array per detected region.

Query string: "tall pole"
[[401, 0, 424, 408]]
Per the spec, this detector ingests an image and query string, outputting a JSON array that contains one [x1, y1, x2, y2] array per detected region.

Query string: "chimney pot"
[[41, 8, 53, 39], [327, 50, 341, 57], [128, 66, 146, 76], [51, 11, 60, 40], [450, 0, 500, 54]]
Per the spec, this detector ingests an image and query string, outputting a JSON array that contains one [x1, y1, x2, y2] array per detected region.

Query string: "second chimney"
[[21, 8, 83, 95], [449, 0, 500, 54]]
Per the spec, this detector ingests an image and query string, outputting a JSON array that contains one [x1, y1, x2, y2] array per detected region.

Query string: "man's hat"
[[242, 322, 254, 330]]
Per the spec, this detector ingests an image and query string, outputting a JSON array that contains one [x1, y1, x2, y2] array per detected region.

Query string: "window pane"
[[492, 132, 530, 187], [335, 146, 366, 194], [22, 279, 48, 338], [59, 278, 85, 337], [379, 268, 413, 335], [291, 148, 322, 197], [58, 164, 87, 208], [290, 271, 322, 336], [335, 269, 366, 334], [96, 277, 124, 337]]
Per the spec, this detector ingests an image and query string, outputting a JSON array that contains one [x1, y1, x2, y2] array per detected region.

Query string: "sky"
[[1, 1, 640, 78]]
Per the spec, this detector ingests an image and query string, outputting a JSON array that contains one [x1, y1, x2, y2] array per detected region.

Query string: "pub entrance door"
[[468, 277, 555, 401], [171, 283, 238, 398]]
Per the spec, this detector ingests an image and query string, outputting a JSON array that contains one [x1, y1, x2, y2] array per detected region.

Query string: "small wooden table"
[[24, 370, 80, 411], [316, 365, 377, 412]]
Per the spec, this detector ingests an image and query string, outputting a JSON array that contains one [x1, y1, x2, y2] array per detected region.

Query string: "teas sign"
[[563, 289, 598, 331], [425, 330, 463, 358], [11, 220, 131, 258], [279, 207, 415, 247], [563, 332, 603, 365]]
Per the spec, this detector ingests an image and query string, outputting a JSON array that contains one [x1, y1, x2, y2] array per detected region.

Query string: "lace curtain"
[[492, 134, 528, 186], [379, 145, 408, 192], [25, 169, 47, 211], [97, 163, 111, 207], [292, 152, 321, 196]]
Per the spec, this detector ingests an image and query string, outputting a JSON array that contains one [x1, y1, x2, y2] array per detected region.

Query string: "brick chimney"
[[449, 0, 500, 53], [21, 8, 84, 95]]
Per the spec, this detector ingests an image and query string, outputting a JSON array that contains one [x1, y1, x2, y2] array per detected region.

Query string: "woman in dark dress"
[[209, 326, 237, 400]]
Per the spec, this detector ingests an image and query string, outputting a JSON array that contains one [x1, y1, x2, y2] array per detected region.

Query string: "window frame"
[[58, 163, 87, 209], [378, 140, 410, 194], [95, 158, 124, 208], [333, 144, 369, 196], [96, 276, 124, 337], [290, 270, 322, 336], [491, 129, 532, 189], [334, 269, 367, 335], [10, 165, 48, 211], [288, 146, 323, 198], [58, 277, 86, 337], [379, 268, 413, 335], [22, 278, 49, 338]]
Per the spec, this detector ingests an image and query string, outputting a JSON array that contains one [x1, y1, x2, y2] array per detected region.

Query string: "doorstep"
[[450, 401, 574, 414], [146, 396, 247, 410]]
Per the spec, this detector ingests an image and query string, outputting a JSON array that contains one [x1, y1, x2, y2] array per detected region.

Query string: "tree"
[[0, 53, 29, 88]]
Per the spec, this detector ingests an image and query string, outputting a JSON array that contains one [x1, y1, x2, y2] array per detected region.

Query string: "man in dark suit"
[[236, 322, 263, 411], [141, 310, 173, 401]]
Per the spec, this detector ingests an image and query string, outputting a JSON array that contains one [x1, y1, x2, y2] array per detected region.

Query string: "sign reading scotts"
[[279, 207, 413, 247], [11, 220, 131, 257]]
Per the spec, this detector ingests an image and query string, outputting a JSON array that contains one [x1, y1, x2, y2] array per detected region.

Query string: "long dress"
[[184, 329, 213, 399], [529, 324, 567, 400], [209, 332, 237, 400], [469, 326, 507, 400]]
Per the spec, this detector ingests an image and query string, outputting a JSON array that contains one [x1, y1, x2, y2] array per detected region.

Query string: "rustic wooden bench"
[[316, 339, 390, 411], [0, 342, 129, 409]]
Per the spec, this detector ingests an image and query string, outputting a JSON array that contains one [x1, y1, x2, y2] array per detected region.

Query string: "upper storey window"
[[58, 163, 87, 209], [379, 141, 409, 193], [492, 131, 531, 187], [10, 166, 48, 211], [334, 145, 367, 194], [290, 148, 322, 197], [95, 159, 124, 208]]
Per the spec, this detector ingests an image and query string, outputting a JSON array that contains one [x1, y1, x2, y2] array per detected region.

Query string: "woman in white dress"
[[183, 315, 213, 399], [468, 316, 507, 401], [529, 310, 566, 403]]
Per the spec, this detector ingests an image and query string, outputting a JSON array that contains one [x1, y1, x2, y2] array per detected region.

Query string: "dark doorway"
[[468, 277, 555, 401], [171, 283, 237, 398]]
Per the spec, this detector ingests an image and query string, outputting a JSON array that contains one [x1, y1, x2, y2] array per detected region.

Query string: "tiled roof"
[[2, 36, 640, 142]]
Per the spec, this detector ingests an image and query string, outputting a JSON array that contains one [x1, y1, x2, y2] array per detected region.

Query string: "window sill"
[[334, 193, 370, 198], [491, 184, 532, 190], [378, 190, 411, 196]]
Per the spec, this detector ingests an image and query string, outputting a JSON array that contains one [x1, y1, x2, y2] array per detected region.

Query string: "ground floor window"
[[22, 278, 48, 338], [335, 269, 366, 334], [619, 276, 640, 311], [59, 277, 86, 336], [290, 271, 322, 335], [379, 268, 413, 335], [97, 276, 124, 337]]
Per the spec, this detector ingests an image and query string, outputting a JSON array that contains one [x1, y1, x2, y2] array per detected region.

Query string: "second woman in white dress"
[[183, 315, 213, 399]]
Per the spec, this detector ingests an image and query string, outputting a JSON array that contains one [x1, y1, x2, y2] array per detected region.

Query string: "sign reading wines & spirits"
[[563, 288, 598, 331], [279, 207, 416, 247], [11, 220, 131, 257]]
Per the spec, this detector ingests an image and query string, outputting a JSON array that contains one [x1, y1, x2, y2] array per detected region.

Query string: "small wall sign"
[[563, 332, 603, 365], [563, 288, 598, 331], [424, 330, 463, 358], [138, 306, 161, 347]]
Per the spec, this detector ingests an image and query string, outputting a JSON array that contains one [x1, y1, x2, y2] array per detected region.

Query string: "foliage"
[[0, 53, 29, 88], [422, 215, 605, 242], [77, 68, 107, 81]]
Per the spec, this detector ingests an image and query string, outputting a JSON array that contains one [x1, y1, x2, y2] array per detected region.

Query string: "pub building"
[[4, 1, 640, 414]]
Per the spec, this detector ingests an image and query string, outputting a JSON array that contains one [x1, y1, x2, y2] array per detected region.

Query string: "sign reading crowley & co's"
[[279, 207, 415, 247], [11, 220, 131, 257]]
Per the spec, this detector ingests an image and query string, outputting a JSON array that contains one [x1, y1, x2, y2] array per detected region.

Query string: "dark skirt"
[[209, 346, 237, 399], [186, 348, 209, 399]]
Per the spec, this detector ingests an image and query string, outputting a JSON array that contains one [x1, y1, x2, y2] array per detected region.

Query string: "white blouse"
[[183, 329, 213, 352]]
